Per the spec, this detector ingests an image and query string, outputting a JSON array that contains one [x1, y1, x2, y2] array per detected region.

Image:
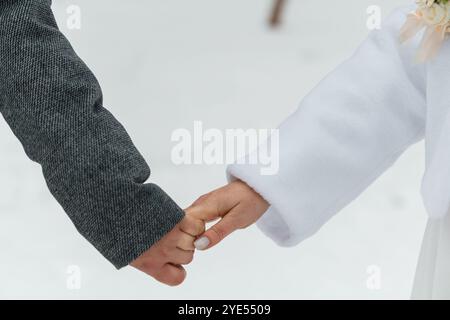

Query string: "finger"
[[194, 211, 240, 250], [187, 186, 239, 221], [176, 232, 196, 251], [179, 215, 205, 237], [185, 196, 219, 222], [185, 205, 216, 223], [171, 249, 194, 265], [153, 264, 187, 286]]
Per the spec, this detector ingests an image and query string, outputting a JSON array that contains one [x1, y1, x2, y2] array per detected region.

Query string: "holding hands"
[[130, 215, 205, 286], [187, 180, 269, 251], [132, 180, 269, 286]]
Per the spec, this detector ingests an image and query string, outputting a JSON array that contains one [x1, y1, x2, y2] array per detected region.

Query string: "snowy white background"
[[0, 0, 427, 299]]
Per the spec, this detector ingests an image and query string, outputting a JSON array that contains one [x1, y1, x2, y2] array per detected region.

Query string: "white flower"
[[416, 0, 436, 8], [401, 1, 450, 62], [418, 2, 450, 26]]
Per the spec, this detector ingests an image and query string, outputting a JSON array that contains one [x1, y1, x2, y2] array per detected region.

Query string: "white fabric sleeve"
[[411, 214, 450, 300], [227, 6, 426, 247]]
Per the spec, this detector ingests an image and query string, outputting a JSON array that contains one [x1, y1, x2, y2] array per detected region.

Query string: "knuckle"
[[192, 195, 206, 206], [193, 193, 213, 206], [183, 216, 205, 236], [188, 241, 196, 250], [195, 220, 205, 235], [183, 239, 195, 250], [178, 242, 190, 252]]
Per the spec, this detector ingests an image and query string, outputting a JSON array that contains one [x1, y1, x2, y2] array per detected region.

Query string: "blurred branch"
[[269, 0, 287, 28]]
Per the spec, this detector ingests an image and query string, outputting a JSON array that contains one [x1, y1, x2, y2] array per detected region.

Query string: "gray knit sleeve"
[[0, 0, 184, 268]]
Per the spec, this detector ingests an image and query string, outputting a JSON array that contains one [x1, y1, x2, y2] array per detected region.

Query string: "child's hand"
[[130, 215, 205, 286], [186, 180, 269, 250]]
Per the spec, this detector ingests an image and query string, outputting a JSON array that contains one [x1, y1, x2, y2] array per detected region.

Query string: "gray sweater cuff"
[[0, 0, 184, 268]]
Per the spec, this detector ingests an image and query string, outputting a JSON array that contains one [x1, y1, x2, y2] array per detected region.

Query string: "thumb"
[[194, 209, 240, 250]]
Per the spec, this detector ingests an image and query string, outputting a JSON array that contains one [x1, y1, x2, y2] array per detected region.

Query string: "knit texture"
[[0, 0, 184, 268]]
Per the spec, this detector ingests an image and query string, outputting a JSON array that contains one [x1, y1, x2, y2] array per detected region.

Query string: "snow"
[[0, 0, 425, 299]]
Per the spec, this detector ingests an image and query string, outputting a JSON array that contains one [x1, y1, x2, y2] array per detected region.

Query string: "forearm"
[[228, 6, 427, 246], [0, 0, 184, 268]]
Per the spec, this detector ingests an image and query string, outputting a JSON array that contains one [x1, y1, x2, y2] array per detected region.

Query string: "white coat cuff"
[[227, 161, 320, 247]]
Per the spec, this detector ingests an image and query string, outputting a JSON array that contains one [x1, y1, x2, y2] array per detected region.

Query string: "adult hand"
[[186, 180, 269, 250], [130, 215, 205, 286]]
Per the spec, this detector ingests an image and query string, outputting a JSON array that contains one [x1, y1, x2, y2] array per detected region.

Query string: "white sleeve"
[[227, 6, 426, 247]]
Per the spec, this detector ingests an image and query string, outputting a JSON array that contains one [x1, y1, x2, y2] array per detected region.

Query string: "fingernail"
[[194, 237, 210, 250]]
